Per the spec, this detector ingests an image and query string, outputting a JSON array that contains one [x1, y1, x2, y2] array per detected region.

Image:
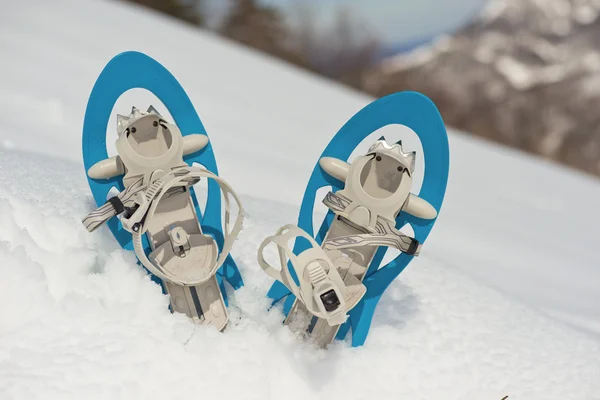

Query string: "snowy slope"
[[1, 1, 600, 399], [2, 150, 599, 400]]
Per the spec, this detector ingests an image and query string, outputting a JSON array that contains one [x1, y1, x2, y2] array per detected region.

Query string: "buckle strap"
[[83, 166, 244, 286], [82, 177, 144, 232], [322, 191, 421, 256]]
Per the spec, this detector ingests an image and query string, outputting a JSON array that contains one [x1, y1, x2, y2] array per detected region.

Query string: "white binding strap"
[[83, 167, 244, 286], [322, 191, 421, 256], [132, 167, 243, 286], [258, 225, 363, 325]]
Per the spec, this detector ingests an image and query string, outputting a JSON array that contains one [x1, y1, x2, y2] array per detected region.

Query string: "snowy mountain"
[[369, 0, 600, 177], [1, 1, 600, 399]]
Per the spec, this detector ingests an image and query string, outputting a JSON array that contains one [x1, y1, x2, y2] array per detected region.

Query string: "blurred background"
[[122, 0, 600, 178]]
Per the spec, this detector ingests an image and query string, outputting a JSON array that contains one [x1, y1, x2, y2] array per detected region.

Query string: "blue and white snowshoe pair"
[[82, 51, 449, 348]]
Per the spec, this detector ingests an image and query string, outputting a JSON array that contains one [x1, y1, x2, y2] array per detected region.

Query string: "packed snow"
[[1, 1, 600, 399]]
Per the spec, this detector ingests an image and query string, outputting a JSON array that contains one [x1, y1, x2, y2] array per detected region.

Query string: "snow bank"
[[1, 150, 599, 400]]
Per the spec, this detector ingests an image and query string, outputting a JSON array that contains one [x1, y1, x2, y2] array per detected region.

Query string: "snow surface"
[[1, 1, 600, 399]]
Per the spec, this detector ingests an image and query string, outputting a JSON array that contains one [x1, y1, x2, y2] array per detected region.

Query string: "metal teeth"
[[147, 105, 162, 117], [116, 105, 161, 136], [367, 139, 416, 173]]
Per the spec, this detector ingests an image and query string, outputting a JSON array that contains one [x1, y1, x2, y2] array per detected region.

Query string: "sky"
[[207, 0, 491, 49]]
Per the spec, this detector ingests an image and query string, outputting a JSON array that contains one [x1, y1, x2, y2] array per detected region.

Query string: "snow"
[[1, 0, 600, 399]]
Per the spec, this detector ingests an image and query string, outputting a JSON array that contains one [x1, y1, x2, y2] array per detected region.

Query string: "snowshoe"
[[259, 91, 449, 347], [81, 52, 244, 331]]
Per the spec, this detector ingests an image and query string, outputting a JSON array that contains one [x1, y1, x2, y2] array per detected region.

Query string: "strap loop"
[[82, 177, 144, 232], [106, 196, 125, 214]]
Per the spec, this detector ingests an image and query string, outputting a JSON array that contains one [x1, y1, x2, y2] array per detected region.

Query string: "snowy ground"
[[1, 1, 600, 399]]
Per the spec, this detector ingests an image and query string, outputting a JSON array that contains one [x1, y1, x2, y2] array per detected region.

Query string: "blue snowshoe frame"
[[82, 51, 243, 304], [267, 91, 449, 347]]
